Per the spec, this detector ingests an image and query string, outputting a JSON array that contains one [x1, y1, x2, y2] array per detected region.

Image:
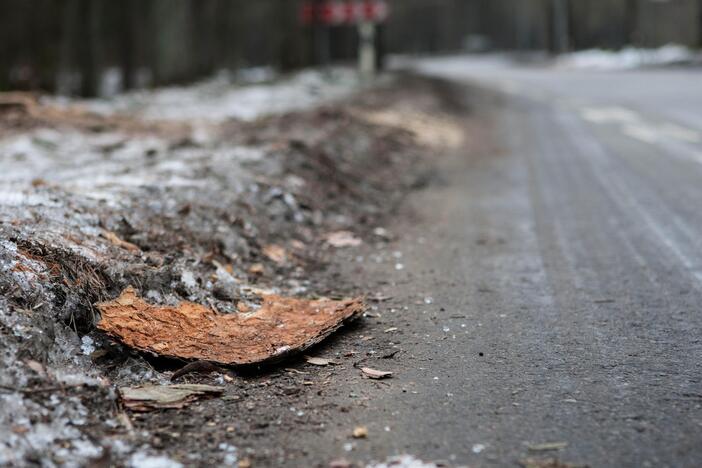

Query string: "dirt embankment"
[[0, 75, 467, 467]]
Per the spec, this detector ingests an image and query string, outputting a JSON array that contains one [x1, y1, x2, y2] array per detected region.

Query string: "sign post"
[[358, 20, 376, 78], [300, 0, 389, 77]]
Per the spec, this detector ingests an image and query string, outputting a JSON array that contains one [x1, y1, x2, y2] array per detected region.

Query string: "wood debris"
[[101, 230, 140, 253], [96, 287, 365, 366], [263, 244, 287, 265], [528, 442, 569, 452], [325, 231, 362, 248], [361, 367, 393, 379], [119, 384, 224, 411], [305, 356, 337, 366]]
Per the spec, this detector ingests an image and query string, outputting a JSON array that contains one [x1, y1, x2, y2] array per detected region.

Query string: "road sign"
[[301, 0, 389, 26]]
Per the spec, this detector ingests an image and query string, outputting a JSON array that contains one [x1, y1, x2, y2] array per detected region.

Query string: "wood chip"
[[305, 356, 337, 366], [102, 230, 140, 253], [325, 231, 362, 248], [263, 244, 287, 264], [528, 442, 568, 452], [248, 263, 265, 275], [119, 384, 224, 412], [361, 367, 393, 379]]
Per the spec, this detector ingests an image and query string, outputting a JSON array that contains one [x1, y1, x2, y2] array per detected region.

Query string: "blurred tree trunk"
[[552, 0, 570, 53], [77, 0, 99, 96], [119, 0, 136, 90], [625, 0, 639, 45]]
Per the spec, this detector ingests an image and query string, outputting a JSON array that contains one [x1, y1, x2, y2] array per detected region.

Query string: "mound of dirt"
[[0, 74, 464, 466]]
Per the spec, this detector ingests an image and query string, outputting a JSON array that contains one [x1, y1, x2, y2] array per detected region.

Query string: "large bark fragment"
[[96, 287, 365, 366]]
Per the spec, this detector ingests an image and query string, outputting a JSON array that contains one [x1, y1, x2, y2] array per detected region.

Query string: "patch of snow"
[[129, 451, 184, 468], [69, 67, 362, 123], [218, 443, 238, 466], [368, 455, 438, 468], [80, 336, 95, 355], [557, 44, 695, 70], [180, 270, 198, 289], [472, 443, 486, 454]]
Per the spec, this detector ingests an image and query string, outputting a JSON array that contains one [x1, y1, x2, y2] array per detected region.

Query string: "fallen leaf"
[[263, 244, 287, 265], [305, 356, 337, 366], [290, 239, 306, 250], [528, 442, 568, 452], [329, 459, 353, 468], [248, 263, 265, 275], [24, 360, 46, 376], [352, 426, 368, 438], [97, 287, 365, 366], [102, 230, 140, 253], [119, 384, 224, 412], [361, 367, 393, 379], [325, 231, 362, 248], [372, 227, 391, 239]]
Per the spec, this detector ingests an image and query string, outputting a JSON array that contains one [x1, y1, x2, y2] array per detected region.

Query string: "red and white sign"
[[301, 0, 389, 25]]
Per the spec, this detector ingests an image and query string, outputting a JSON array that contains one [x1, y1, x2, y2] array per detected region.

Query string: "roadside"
[[0, 72, 468, 467]]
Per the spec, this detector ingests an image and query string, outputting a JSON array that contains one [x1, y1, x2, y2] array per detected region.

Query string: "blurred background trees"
[[0, 0, 700, 96]]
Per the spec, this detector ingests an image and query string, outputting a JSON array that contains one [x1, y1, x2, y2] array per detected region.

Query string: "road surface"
[[310, 58, 702, 467]]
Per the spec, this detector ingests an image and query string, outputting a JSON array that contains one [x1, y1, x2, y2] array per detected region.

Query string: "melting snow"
[[557, 44, 696, 70], [368, 455, 438, 468]]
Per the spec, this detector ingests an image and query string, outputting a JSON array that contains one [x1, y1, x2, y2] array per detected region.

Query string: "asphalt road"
[[315, 59, 702, 467]]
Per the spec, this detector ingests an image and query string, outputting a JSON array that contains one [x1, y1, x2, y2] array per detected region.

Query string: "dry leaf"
[[97, 287, 365, 366], [24, 360, 46, 376], [325, 231, 362, 248], [263, 244, 287, 264], [119, 384, 224, 412], [352, 426, 368, 438], [361, 367, 393, 379], [329, 459, 353, 468], [102, 230, 140, 253], [290, 239, 306, 250], [305, 356, 337, 366]]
